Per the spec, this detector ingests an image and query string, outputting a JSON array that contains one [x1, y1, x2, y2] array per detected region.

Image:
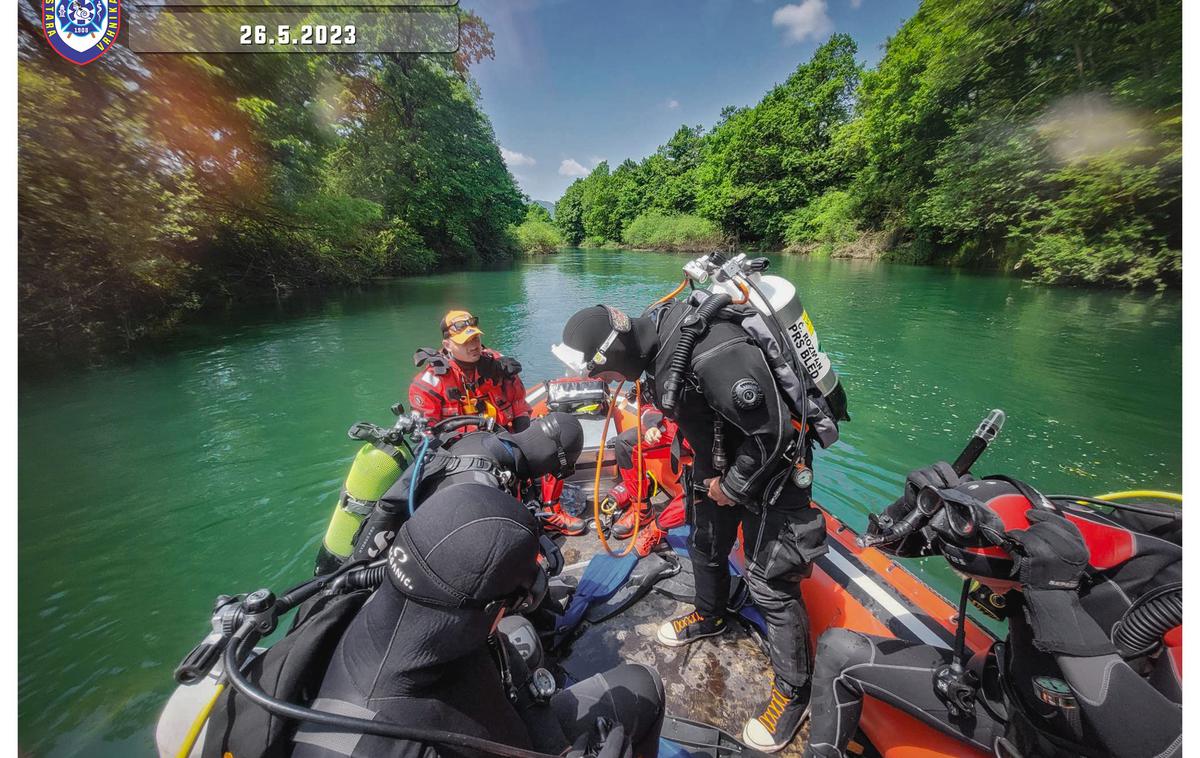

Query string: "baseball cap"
[[441, 310, 484, 344]]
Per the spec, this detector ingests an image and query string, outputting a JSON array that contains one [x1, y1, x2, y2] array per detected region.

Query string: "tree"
[[555, 180, 586, 245], [693, 34, 861, 246], [17, 0, 526, 362]]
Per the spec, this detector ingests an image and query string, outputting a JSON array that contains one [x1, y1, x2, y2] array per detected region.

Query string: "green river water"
[[18, 249, 1181, 756]]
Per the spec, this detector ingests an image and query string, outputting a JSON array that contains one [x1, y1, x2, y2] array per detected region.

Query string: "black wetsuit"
[[647, 300, 828, 691], [293, 487, 665, 758], [804, 503, 1183, 758], [291, 583, 664, 758]]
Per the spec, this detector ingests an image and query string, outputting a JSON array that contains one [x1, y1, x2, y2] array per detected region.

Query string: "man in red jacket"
[[408, 310, 585, 535], [409, 310, 532, 431]]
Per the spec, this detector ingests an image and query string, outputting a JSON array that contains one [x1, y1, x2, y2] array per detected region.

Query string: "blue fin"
[[554, 551, 639, 637], [585, 551, 682, 623]]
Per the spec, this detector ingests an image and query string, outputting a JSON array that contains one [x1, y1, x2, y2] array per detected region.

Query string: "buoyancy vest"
[[1000, 502, 1182, 756], [648, 295, 849, 449]]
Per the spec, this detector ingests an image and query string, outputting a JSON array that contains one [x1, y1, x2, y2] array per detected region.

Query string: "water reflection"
[[17, 249, 1180, 756]]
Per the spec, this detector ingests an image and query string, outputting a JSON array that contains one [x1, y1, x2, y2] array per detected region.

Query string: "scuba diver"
[[409, 310, 533, 433], [292, 484, 667, 758], [558, 298, 848, 753], [350, 412, 587, 562], [803, 465, 1182, 758]]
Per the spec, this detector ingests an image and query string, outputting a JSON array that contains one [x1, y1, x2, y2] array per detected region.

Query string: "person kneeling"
[[293, 483, 666, 758]]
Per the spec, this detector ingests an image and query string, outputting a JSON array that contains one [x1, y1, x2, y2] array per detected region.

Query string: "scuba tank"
[[674, 252, 849, 449], [698, 254, 841, 398], [313, 411, 416, 576]]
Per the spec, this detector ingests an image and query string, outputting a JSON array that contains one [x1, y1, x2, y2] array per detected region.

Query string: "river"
[[17, 249, 1181, 756]]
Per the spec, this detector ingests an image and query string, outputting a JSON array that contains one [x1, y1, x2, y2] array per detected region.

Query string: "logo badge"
[[43, 0, 120, 66]]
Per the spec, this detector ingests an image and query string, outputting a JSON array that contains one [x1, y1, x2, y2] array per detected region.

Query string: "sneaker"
[[610, 501, 652, 539], [741, 681, 811, 753], [539, 503, 587, 536], [655, 610, 726, 647], [634, 521, 667, 557]]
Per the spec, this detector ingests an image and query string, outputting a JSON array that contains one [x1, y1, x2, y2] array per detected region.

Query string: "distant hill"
[[533, 200, 556, 218]]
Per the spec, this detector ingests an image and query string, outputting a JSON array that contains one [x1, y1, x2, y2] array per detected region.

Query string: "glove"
[[566, 720, 631, 758], [1006, 509, 1089, 591], [1007, 510, 1115, 656], [867, 462, 965, 556], [498, 355, 523, 377]]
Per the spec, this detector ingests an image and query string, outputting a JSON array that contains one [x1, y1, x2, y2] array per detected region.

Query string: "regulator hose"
[[222, 623, 564, 758], [331, 562, 389, 592], [406, 434, 432, 517], [1111, 584, 1183, 659], [432, 415, 495, 434], [660, 292, 733, 413]]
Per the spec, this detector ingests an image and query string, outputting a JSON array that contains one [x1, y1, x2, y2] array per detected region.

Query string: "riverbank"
[[549, 4, 1180, 290], [572, 228, 1181, 291], [19, 8, 526, 370]]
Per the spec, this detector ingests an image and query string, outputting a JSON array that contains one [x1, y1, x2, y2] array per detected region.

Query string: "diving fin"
[[660, 714, 772, 758], [585, 551, 681, 624], [652, 551, 696, 603], [553, 551, 639, 643]]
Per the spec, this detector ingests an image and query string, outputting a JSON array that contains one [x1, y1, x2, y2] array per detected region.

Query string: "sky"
[[464, 0, 921, 203]]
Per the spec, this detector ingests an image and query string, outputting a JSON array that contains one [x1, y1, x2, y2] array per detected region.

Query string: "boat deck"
[[542, 411, 811, 754], [553, 529, 810, 757]]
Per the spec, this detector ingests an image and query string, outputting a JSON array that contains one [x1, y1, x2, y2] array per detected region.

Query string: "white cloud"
[[666, 98, 680, 109], [849, 0, 862, 7], [558, 158, 590, 177], [772, 0, 833, 44], [500, 147, 536, 167]]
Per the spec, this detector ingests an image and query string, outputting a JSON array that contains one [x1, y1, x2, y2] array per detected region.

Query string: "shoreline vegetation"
[[18, 6, 526, 365], [549, 2, 1180, 290], [18, 1, 1181, 366]]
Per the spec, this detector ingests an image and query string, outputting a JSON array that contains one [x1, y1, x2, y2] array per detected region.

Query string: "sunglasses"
[[443, 315, 479, 335]]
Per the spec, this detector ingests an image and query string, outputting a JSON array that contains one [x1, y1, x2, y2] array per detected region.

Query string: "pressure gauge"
[[529, 667, 557, 703]]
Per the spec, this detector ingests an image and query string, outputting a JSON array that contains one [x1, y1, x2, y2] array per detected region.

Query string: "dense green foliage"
[[511, 204, 565, 254], [555, 126, 709, 248], [556, 2, 1180, 288], [18, 5, 524, 362], [623, 213, 724, 251], [783, 190, 859, 256]]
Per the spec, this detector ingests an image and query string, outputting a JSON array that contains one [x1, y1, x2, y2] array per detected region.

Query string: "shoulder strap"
[[440, 454, 504, 477], [414, 348, 451, 375]]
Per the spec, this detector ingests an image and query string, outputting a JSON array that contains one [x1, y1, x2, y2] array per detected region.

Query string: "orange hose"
[[593, 381, 638, 557], [651, 278, 688, 307], [731, 278, 750, 304], [630, 380, 644, 544]]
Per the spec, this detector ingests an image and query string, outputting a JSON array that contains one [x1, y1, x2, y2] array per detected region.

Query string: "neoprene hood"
[[502, 411, 584, 478], [561, 305, 652, 381]]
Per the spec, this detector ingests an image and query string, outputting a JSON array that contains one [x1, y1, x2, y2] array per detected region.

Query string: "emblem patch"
[[43, 0, 120, 66]]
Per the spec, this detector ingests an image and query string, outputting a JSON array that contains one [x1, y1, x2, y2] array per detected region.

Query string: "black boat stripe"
[[815, 538, 958, 649]]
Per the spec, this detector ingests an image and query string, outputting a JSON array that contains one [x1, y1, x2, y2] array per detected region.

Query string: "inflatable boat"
[[157, 375, 1019, 758]]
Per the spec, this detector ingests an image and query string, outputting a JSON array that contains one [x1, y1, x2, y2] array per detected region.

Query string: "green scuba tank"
[[314, 439, 413, 575]]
